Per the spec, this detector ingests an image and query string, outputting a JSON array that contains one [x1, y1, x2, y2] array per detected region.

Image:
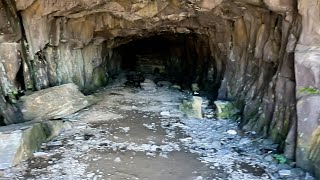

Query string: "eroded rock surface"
[[0, 0, 318, 177], [18, 83, 93, 121], [0, 120, 64, 170]]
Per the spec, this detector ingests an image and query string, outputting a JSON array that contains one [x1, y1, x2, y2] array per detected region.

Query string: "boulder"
[[296, 95, 320, 173], [279, 169, 292, 178], [214, 101, 239, 119], [171, 85, 181, 90], [191, 83, 200, 93], [180, 96, 203, 119], [140, 79, 157, 92], [18, 83, 93, 121], [0, 120, 65, 169]]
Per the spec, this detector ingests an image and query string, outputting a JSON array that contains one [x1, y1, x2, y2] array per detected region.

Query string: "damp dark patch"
[[233, 161, 267, 177], [108, 92, 124, 96]]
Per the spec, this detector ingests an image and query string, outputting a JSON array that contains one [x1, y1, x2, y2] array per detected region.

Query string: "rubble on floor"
[[0, 77, 315, 180]]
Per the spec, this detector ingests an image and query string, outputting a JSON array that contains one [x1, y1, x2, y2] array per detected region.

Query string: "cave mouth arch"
[[111, 33, 223, 100]]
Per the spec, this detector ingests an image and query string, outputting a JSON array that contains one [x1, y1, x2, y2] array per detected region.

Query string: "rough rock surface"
[[0, 0, 318, 177], [180, 96, 203, 119], [0, 120, 64, 169], [214, 100, 238, 119], [18, 83, 93, 121]]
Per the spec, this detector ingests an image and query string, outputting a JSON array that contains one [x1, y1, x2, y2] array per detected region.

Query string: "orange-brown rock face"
[[0, 0, 319, 177]]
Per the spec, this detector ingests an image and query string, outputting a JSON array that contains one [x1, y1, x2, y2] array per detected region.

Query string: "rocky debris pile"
[[160, 112, 315, 180], [18, 83, 94, 121]]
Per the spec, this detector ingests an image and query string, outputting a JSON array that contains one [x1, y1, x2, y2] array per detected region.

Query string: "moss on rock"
[[214, 100, 239, 120], [92, 66, 108, 88]]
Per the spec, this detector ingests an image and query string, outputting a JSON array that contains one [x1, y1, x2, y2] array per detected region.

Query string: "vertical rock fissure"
[[0, 0, 319, 177]]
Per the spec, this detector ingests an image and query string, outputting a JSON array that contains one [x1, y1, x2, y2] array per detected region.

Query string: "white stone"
[[279, 169, 292, 177], [211, 141, 221, 150], [140, 79, 157, 91], [227, 130, 237, 135], [171, 85, 181, 90], [33, 152, 49, 157], [120, 127, 130, 133], [81, 145, 89, 151], [87, 173, 95, 178], [114, 157, 121, 163], [239, 138, 251, 145], [160, 111, 171, 117]]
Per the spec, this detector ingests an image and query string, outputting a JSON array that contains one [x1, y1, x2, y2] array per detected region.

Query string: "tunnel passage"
[[112, 33, 223, 100]]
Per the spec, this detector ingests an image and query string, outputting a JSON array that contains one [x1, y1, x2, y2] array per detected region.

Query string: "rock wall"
[[0, 0, 319, 176], [219, 4, 301, 156], [295, 0, 320, 175]]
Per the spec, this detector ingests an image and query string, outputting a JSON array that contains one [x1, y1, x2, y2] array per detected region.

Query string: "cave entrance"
[[113, 33, 221, 100]]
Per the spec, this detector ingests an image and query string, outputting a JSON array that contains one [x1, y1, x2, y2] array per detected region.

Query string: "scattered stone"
[[214, 100, 238, 119], [3, 80, 313, 179], [119, 127, 130, 133], [211, 141, 221, 150], [227, 130, 237, 135], [47, 140, 63, 146], [140, 79, 157, 91], [279, 169, 292, 177], [180, 96, 203, 119], [143, 79, 154, 84], [195, 176, 204, 180], [160, 111, 171, 117], [81, 145, 89, 152], [114, 157, 121, 163], [264, 155, 274, 162], [239, 138, 251, 145], [262, 139, 274, 145], [143, 123, 156, 130], [191, 83, 200, 92], [277, 163, 292, 170], [87, 173, 95, 178], [75, 136, 83, 140], [171, 85, 181, 90], [33, 152, 49, 157]]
